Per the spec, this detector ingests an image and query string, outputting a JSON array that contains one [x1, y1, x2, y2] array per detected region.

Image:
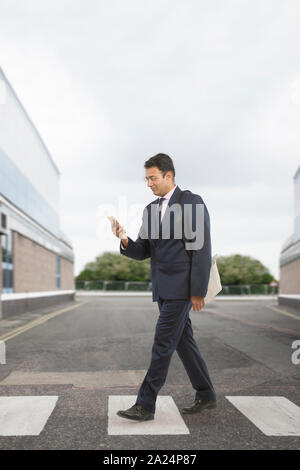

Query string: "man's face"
[[145, 166, 174, 196]]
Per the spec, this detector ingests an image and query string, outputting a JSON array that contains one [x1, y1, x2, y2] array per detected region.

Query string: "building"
[[0, 67, 75, 319], [279, 164, 300, 309]]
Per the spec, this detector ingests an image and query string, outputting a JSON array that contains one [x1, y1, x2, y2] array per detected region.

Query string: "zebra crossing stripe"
[[0, 396, 58, 436], [108, 396, 190, 435], [226, 396, 300, 436], [1, 394, 300, 437]]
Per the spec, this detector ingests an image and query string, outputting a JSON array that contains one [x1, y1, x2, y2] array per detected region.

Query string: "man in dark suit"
[[111, 153, 217, 421]]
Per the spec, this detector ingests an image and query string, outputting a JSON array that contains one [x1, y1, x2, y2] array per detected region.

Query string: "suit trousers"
[[135, 296, 217, 414]]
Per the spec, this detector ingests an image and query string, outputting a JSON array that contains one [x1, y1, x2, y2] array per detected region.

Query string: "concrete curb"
[[75, 291, 278, 300]]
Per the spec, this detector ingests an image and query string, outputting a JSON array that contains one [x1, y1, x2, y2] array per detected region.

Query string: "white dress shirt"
[[121, 184, 177, 250], [158, 184, 177, 220]]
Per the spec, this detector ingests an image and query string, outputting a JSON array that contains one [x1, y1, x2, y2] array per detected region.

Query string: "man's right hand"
[[107, 216, 128, 247], [190, 295, 205, 311], [121, 237, 128, 248]]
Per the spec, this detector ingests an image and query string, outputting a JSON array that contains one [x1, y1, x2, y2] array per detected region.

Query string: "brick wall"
[[60, 256, 75, 290], [279, 257, 300, 294], [13, 231, 74, 292]]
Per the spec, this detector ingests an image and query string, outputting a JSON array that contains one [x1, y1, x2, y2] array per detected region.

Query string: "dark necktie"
[[158, 197, 166, 238]]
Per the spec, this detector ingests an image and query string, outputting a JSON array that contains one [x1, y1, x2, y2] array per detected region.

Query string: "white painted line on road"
[[108, 396, 190, 435], [0, 341, 5, 364], [0, 396, 58, 436], [226, 396, 300, 436]]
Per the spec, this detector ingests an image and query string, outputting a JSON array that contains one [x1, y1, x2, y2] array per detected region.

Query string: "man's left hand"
[[190, 295, 205, 311]]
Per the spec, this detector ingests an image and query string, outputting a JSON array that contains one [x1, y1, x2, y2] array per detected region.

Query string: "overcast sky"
[[1, 0, 300, 279]]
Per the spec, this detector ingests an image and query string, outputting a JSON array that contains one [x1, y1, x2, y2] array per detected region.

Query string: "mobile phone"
[[107, 216, 118, 224]]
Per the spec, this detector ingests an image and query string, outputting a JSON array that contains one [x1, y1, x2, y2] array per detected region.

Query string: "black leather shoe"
[[117, 404, 155, 421], [181, 398, 217, 414]]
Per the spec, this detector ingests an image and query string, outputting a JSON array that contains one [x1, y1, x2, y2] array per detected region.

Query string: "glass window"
[[2, 230, 13, 293]]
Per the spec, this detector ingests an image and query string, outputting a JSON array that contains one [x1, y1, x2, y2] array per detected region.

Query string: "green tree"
[[76, 251, 151, 282], [76, 269, 98, 281], [216, 254, 276, 285], [76, 252, 276, 286]]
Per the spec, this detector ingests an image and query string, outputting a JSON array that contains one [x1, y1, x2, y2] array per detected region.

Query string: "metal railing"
[[75, 280, 278, 295]]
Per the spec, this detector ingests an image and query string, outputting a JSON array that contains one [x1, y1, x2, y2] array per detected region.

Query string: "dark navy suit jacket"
[[119, 185, 212, 302]]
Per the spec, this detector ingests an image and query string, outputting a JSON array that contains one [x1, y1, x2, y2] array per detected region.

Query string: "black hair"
[[144, 153, 175, 180]]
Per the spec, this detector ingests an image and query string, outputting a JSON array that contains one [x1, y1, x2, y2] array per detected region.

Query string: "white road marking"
[[0, 341, 5, 364], [108, 396, 190, 435], [0, 396, 58, 436], [1, 370, 147, 387], [226, 396, 300, 436]]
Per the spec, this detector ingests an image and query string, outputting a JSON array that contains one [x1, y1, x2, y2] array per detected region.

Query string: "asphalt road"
[[0, 296, 299, 450]]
